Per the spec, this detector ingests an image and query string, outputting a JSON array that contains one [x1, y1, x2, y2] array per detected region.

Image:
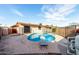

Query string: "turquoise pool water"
[[27, 33, 55, 42]]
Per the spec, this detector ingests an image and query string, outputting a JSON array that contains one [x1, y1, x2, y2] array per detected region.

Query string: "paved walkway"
[[0, 34, 67, 55]]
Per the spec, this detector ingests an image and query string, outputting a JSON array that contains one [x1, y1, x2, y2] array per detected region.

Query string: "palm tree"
[[39, 23, 42, 30], [50, 25, 57, 33]]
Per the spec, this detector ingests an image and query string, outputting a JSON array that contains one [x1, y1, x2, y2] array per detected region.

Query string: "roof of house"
[[11, 22, 51, 28]]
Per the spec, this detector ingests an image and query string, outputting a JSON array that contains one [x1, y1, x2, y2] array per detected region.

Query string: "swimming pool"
[[27, 33, 55, 42]]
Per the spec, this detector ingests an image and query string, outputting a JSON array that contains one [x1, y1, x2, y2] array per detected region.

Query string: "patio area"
[[0, 34, 67, 55]]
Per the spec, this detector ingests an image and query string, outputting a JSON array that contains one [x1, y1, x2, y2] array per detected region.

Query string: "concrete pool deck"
[[0, 34, 67, 55]]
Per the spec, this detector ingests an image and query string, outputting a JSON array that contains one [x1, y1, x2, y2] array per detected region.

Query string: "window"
[[24, 26, 30, 33]]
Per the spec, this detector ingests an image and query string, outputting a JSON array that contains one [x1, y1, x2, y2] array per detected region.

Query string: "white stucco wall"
[[42, 27, 52, 33], [30, 26, 52, 34], [17, 26, 24, 34], [31, 27, 43, 34]]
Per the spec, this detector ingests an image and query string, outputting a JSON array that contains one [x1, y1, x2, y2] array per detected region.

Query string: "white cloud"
[[12, 9, 24, 17], [41, 4, 77, 27], [58, 5, 76, 16]]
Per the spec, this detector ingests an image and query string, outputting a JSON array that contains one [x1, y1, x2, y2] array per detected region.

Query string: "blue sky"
[[0, 4, 79, 27]]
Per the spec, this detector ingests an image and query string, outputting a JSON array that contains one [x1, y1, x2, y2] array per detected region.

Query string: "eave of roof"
[[11, 22, 51, 28]]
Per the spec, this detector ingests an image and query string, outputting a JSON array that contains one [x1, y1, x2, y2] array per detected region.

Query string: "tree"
[[38, 23, 42, 30], [50, 25, 57, 33], [52, 28, 56, 32]]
